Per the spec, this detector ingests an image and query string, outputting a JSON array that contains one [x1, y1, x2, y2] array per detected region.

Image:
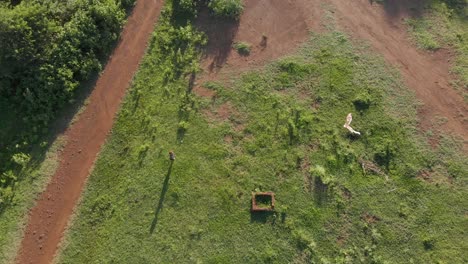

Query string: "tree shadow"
[[137, 147, 149, 167], [149, 161, 173, 234], [374, 0, 429, 19], [260, 35, 268, 50], [313, 176, 329, 206], [250, 211, 276, 224], [194, 4, 240, 73], [175, 72, 197, 143]]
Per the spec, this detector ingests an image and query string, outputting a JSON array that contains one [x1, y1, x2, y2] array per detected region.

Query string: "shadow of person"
[[149, 161, 173, 234]]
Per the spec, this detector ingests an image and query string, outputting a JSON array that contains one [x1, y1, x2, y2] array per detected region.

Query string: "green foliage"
[[208, 0, 243, 19], [233, 41, 251, 55], [310, 165, 335, 186], [423, 236, 435, 250], [0, 0, 128, 129], [441, 0, 467, 12], [173, 0, 198, 17], [10, 153, 30, 168], [0, 0, 133, 210], [406, 18, 441, 50]]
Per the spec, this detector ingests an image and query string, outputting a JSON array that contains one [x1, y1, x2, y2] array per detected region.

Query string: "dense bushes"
[[0, 0, 127, 131], [441, 0, 467, 12], [0, 0, 133, 209], [208, 0, 243, 18], [173, 0, 244, 19]]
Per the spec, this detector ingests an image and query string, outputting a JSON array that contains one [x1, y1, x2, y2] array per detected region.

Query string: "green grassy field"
[[57, 2, 467, 263]]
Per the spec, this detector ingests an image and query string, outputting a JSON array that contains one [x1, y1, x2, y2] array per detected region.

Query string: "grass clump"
[[233, 41, 251, 55], [406, 17, 441, 50], [209, 0, 243, 19], [57, 2, 467, 263]]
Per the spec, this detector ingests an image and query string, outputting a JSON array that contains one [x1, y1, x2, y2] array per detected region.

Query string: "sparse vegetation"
[[57, 1, 467, 263]]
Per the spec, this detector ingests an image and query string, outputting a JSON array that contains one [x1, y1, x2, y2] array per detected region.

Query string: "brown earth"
[[194, 0, 324, 83], [15, 0, 164, 263]]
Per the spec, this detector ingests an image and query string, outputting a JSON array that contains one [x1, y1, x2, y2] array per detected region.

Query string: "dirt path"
[[15, 1, 164, 263], [327, 0, 467, 147]]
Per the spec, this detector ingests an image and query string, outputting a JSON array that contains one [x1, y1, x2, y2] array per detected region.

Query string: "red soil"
[[195, 0, 323, 82], [15, 0, 164, 263], [327, 0, 467, 148]]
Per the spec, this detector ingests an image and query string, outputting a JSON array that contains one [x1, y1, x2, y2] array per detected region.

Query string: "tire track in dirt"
[[327, 0, 467, 147], [15, 1, 164, 263]]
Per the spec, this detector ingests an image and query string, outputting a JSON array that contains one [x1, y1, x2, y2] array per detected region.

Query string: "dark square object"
[[251, 192, 275, 212]]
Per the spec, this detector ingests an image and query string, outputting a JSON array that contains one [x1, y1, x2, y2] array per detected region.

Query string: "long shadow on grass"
[[250, 211, 276, 224], [194, 4, 239, 72], [149, 161, 173, 234]]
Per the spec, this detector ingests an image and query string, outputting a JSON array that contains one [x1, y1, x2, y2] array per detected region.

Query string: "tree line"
[[0, 0, 135, 210]]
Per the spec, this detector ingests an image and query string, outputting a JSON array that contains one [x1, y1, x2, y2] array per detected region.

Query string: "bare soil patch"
[[202, 102, 240, 126], [193, 85, 216, 98], [15, 1, 164, 263], [194, 0, 323, 85], [362, 212, 381, 224]]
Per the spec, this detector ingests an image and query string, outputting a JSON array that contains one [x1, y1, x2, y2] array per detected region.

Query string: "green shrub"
[[209, 0, 243, 19], [353, 90, 372, 111], [310, 165, 336, 187], [173, 0, 197, 17], [441, 0, 467, 12], [423, 237, 435, 250], [233, 41, 250, 55]]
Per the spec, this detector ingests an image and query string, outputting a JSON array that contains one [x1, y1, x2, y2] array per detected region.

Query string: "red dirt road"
[[327, 0, 467, 146], [15, 0, 163, 263]]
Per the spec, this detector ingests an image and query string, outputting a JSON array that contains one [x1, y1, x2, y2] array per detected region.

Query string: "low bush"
[[233, 41, 251, 55], [208, 0, 243, 19], [173, 0, 198, 17]]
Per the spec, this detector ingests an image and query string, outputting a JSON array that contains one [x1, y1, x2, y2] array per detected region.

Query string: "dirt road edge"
[[15, 1, 164, 263]]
